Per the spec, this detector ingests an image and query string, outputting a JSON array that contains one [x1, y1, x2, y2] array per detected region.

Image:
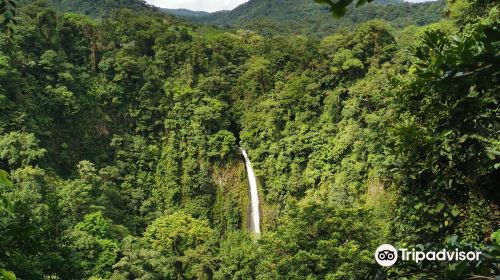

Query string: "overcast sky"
[[145, 0, 434, 12], [145, 0, 250, 12]]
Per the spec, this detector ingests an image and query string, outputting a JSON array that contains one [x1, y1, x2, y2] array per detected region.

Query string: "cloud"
[[145, 0, 250, 12]]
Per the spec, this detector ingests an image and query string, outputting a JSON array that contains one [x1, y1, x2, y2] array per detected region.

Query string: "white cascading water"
[[241, 149, 261, 235]]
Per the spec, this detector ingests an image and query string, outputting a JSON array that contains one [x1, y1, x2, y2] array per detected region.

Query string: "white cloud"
[[145, 0, 250, 12]]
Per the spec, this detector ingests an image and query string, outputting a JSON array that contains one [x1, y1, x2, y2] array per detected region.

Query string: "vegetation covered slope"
[[0, 0, 499, 279], [163, 0, 446, 36], [161, 8, 209, 18], [20, 0, 154, 17]]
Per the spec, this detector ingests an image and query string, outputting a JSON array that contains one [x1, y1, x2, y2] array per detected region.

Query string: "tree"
[[0, 1, 497, 279], [0, 166, 63, 279], [144, 212, 216, 280], [390, 6, 500, 245], [0, 169, 15, 280], [67, 211, 120, 279], [315, 0, 376, 17], [0, 0, 17, 33], [256, 197, 381, 279], [0, 169, 12, 229], [0, 132, 46, 170], [214, 231, 258, 280], [58, 161, 99, 224], [111, 236, 169, 280]]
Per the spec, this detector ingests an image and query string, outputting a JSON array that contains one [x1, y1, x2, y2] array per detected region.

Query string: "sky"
[[145, 0, 250, 12], [145, 0, 434, 13]]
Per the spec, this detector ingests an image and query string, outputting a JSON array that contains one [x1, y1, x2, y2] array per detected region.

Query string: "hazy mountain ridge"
[[159, 8, 210, 18], [20, 0, 155, 17], [162, 0, 445, 36]]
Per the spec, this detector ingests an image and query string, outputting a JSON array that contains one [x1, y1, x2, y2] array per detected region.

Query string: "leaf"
[[0, 269, 16, 280], [435, 202, 445, 212], [485, 148, 500, 160], [314, 0, 354, 18], [0, 170, 12, 188], [492, 230, 500, 244], [448, 235, 458, 245]]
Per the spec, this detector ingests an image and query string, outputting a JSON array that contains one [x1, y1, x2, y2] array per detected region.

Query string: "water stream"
[[241, 149, 261, 235]]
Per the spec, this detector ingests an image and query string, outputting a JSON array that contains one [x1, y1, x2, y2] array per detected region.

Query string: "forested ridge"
[[162, 0, 446, 37], [19, 0, 154, 17], [0, 0, 499, 279]]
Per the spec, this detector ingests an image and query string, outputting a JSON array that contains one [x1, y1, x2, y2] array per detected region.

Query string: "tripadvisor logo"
[[375, 244, 398, 267], [374, 244, 482, 267]]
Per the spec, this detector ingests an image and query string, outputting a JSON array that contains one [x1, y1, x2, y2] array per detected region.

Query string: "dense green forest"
[[0, 0, 499, 279], [162, 0, 446, 37], [19, 0, 153, 17]]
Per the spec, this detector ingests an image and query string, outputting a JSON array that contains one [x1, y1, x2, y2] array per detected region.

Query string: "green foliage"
[[0, 0, 17, 33], [0, 169, 13, 229], [0, 269, 15, 280], [0, 169, 11, 188], [111, 236, 171, 279], [165, 0, 445, 38], [315, 0, 375, 17], [0, 169, 15, 280], [68, 211, 120, 279], [389, 5, 500, 245], [0, 166, 64, 279], [215, 231, 258, 279], [144, 212, 217, 279], [257, 197, 381, 279], [0, 132, 46, 169], [0, 0, 498, 279], [19, 0, 152, 18], [207, 130, 237, 160]]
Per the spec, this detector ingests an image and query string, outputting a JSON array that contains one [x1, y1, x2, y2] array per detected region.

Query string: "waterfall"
[[241, 149, 261, 235]]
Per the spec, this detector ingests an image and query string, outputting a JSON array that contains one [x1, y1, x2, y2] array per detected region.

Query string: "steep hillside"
[[164, 0, 445, 36], [21, 0, 154, 17], [1, 0, 499, 279], [160, 8, 209, 18]]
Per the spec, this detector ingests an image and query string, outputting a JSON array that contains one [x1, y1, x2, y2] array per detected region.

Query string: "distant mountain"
[[162, 0, 445, 37], [160, 8, 209, 18], [21, 0, 155, 17]]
